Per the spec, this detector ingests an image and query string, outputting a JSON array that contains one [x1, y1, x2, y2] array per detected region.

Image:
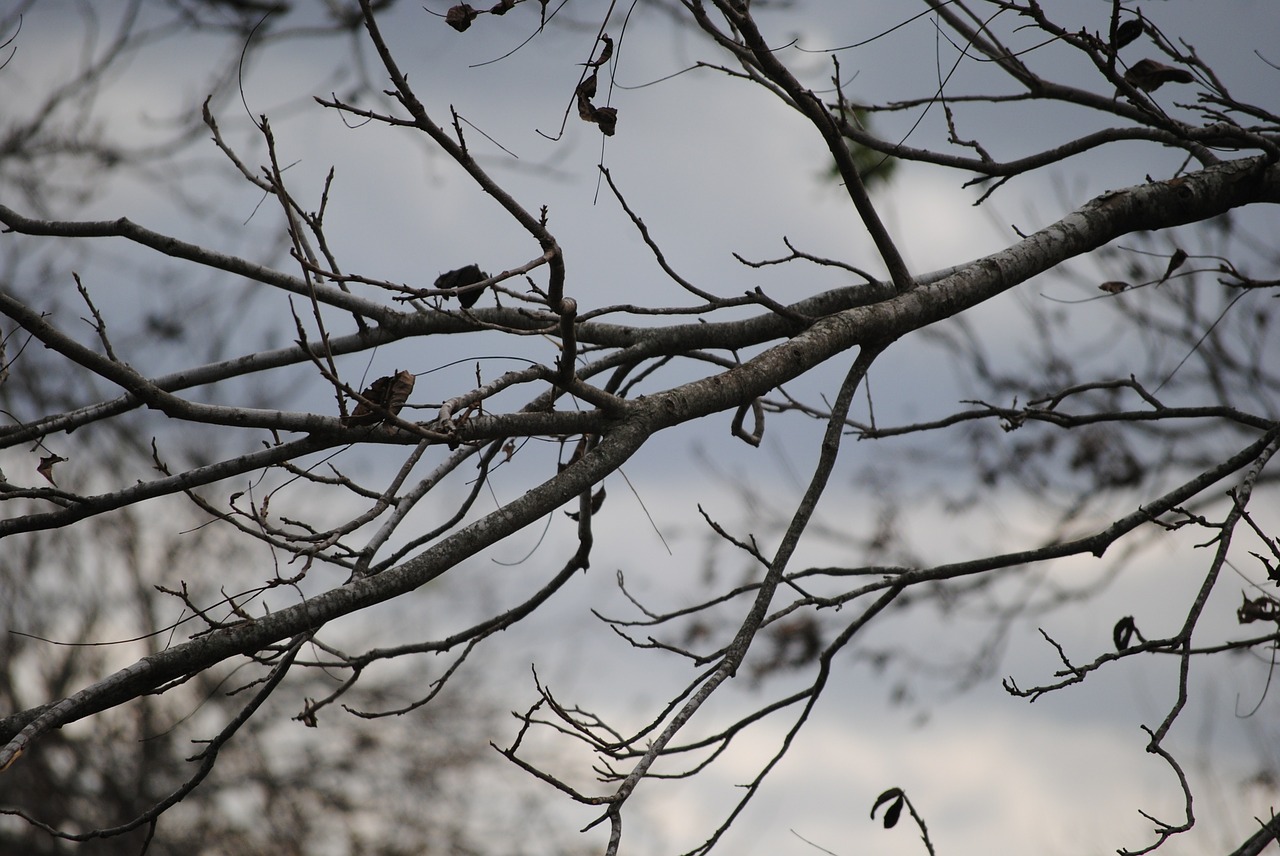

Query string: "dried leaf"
[[1113, 18, 1144, 50], [575, 70, 618, 136], [1113, 615, 1139, 651], [576, 89, 596, 123], [37, 453, 67, 486], [1099, 281, 1131, 294], [445, 4, 478, 32], [1158, 248, 1188, 283], [558, 435, 588, 472], [343, 370, 416, 426], [1124, 58, 1194, 92], [383, 369, 415, 415], [489, 0, 516, 14], [587, 34, 613, 69], [1238, 594, 1280, 624], [566, 486, 606, 521], [595, 106, 618, 135], [435, 264, 489, 308], [1251, 549, 1280, 585]]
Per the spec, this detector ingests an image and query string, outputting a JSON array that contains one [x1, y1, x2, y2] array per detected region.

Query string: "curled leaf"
[[1124, 58, 1194, 92], [445, 4, 478, 32], [1099, 281, 1131, 294], [576, 71, 598, 101], [586, 34, 613, 69], [574, 61, 618, 136], [584, 104, 617, 136], [37, 453, 68, 486], [1113, 615, 1138, 651], [1238, 594, 1280, 624]]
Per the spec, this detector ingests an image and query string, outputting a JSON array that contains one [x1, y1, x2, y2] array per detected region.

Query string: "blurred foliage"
[[828, 105, 898, 192]]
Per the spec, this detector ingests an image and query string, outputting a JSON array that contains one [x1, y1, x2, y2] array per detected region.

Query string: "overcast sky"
[[5, 1, 1280, 854]]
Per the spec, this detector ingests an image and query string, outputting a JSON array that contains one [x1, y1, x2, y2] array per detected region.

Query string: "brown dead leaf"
[[1124, 58, 1194, 92], [435, 264, 489, 308], [575, 65, 618, 136], [1099, 281, 1131, 294], [594, 106, 618, 136], [566, 486, 606, 521], [445, 4, 478, 32], [559, 435, 588, 472], [587, 34, 613, 69], [1112, 18, 1144, 50], [343, 370, 416, 426], [1158, 248, 1188, 284], [37, 452, 68, 486]]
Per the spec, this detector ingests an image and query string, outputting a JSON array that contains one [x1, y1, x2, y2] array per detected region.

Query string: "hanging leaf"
[[577, 71, 598, 101], [574, 47, 618, 137], [343, 370, 416, 426], [37, 452, 68, 486], [489, 0, 516, 14], [559, 435, 588, 472], [577, 87, 618, 135], [1157, 248, 1188, 284], [445, 4, 479, 32], [1124, 58, 1195, 92], [566, 486, 606, 520], [1112, 18, 1144, 50], [1099, 281, 1131, 294], [435, 264, 490, 308], [586, 34, 613, 69], [297, 701, 319, 728]]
